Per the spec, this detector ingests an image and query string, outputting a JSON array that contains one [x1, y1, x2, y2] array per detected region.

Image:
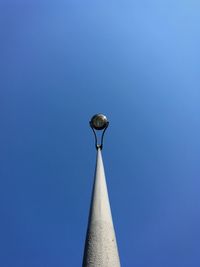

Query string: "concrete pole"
[[82, 148, 121, 267]]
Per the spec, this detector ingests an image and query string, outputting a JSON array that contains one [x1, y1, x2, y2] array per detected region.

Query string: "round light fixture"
[[90, 114, 109, 130]]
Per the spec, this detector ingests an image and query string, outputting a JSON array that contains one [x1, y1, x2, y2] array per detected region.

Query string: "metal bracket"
[[90, 121, 109, 150]]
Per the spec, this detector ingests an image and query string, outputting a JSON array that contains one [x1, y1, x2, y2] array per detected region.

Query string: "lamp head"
[[90, 114, 109, 130]]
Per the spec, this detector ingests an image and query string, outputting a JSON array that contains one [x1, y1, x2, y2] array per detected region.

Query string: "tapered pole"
[[82, 114, 121, 267]]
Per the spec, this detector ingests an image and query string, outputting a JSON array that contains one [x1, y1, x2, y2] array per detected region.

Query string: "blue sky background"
[[1, 1, 200, 266]]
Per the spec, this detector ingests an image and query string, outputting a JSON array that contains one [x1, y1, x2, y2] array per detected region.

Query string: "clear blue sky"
[[1, 1, 200, 266]]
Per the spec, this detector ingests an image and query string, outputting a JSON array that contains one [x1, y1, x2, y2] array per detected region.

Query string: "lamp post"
[[82, 114, 121, 267]]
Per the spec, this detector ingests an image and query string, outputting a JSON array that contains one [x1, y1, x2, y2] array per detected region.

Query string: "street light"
[[90, 114, 109, 150]]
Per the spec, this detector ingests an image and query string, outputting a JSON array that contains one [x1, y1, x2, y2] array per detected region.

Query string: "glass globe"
[[90, 114, 108, 130]]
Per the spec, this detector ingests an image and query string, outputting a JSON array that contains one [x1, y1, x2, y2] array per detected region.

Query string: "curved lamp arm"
[[90, 121, 109, 150]]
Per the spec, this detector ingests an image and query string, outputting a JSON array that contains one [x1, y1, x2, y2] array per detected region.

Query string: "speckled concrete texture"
[[82, 149, 121, 267]]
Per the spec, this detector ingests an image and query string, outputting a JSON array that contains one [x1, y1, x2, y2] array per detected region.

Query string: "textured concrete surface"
[[82, 148, 121, 267]]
